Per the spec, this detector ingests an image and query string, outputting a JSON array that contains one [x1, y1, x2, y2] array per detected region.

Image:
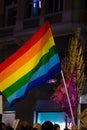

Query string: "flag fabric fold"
[[0, 21, 61, 106], [51, 70, 77, 119]]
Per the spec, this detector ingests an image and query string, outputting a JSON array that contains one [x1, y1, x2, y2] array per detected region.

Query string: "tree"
[[61, 27, 85, 98]]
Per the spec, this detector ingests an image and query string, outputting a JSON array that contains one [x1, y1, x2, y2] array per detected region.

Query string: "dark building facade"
[[0, 0, 87, 126]]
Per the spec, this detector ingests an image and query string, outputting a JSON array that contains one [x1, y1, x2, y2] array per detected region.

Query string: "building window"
[[5, 7, 17, 26], [4, 1, 17, 26], [48, 0, 64, 14], [24, 0, 41, 18], [5, 0, 17, 5], [85, 0, 87, 9]]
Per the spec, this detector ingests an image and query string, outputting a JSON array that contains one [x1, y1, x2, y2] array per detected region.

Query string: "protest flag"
[[0, 21, 61, 106], [51, 69, 77, 124]]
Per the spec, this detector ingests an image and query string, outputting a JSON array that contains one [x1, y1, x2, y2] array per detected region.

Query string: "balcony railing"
[[0, 10, 87, 39]]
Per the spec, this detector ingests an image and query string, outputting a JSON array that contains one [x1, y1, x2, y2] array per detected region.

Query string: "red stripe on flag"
[[0, 21, 50, 72]]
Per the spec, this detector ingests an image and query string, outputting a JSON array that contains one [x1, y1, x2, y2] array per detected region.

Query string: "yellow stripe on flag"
[[0, 37, 54, 91], [0, 29, 52, 82]]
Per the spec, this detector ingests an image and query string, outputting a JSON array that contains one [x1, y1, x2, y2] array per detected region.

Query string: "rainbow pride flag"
[[0, 21, 61, 106]]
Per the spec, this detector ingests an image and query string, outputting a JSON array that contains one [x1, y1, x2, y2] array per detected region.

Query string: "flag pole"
[[61, 70, 75, 125]]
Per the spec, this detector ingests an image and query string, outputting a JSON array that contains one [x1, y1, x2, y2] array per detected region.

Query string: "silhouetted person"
[[53, 124, 60, 130], [0, 122, 6, 130], [42, 121, 53, 130]]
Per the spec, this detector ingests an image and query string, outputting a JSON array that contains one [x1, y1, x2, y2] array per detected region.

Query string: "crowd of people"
[[0, 121, 60, 130], [0, 120, 87, 130]]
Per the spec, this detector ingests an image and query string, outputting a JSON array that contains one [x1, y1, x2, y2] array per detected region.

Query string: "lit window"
[[33, 2, 37, 8], [38, 0, 41, 8], [25, 0, 41, 18]]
